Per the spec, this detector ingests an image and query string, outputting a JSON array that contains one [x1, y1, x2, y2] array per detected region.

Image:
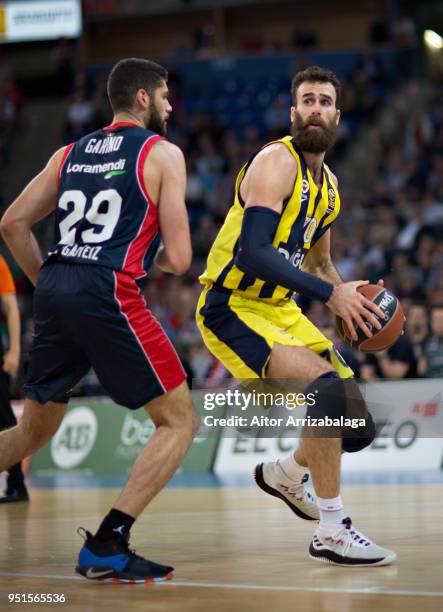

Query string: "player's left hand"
[[3, 349, 20, 375]]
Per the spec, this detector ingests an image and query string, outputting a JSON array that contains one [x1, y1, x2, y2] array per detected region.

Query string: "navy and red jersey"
[[47, 122, 163, 279]]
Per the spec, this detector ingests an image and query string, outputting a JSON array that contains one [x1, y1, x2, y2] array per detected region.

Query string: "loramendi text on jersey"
[[47, 122, 163, 279]]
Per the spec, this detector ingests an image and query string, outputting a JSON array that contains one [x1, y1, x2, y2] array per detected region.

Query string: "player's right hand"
[[326, 280, 384, 341]]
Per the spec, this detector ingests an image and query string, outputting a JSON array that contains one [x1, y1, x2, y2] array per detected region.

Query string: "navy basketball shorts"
[[24, 263, 187, 408]]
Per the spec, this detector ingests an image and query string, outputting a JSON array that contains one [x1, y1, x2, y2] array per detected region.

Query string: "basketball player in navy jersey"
[[0, 58, 199, 583]]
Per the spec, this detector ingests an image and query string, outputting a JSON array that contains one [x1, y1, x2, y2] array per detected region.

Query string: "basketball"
[[336, 284, 405, 352]]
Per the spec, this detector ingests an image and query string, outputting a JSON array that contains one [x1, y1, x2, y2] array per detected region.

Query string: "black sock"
[[94, 509, 135, 542], [7, 464, 25, 489]]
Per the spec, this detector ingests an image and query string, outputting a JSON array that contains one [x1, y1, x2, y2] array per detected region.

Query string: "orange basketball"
[[336, 284, 405, 353]]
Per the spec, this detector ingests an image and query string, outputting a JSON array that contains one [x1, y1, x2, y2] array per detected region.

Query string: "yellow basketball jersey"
[[199, 135, 340, 302]]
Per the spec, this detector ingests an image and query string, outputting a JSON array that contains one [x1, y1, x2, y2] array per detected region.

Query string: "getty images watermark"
[[192, 378, 443, 440], [202, 388, 366, 429]]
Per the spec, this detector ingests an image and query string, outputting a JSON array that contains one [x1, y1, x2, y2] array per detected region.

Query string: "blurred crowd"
[[0, 71, 23, 209], [1, 49, 443, 397]]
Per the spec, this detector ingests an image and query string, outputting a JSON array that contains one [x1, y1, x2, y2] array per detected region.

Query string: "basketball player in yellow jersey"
[[197, 66, 396, 566]]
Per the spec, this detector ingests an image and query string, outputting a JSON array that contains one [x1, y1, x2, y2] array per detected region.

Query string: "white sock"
[[317, 496, 346, 528], [277, 454, 307, 482]]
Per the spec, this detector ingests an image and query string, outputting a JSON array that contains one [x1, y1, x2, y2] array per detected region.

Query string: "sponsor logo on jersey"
[[85, 135, 124, 154], [104, 169, 127, 179], [303, 216, 317, 244], [66, 158, 126, 176], [278, 245, 306, 269], [326, 187, 336, 215], [301, 178, 310, 204]]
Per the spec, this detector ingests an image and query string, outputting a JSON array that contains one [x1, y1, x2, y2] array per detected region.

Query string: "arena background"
[[0, 1, 442, 610]]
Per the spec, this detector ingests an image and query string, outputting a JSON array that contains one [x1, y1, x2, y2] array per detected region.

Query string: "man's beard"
[[146, 102, 166, 135], [291, 111, 337, 154]]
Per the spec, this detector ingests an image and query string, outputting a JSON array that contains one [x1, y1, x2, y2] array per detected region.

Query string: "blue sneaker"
[[75, 528, 174, 584]]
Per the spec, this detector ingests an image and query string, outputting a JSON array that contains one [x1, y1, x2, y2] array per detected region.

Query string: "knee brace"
[[341, 377, 376, 453], [305, 373, 375, 453], [305, 371, 345, 420], [342, 411, 375, 453]]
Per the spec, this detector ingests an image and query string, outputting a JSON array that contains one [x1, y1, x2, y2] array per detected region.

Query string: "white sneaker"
[[309, 517, 396, 566], [254, 461, 319, 521]]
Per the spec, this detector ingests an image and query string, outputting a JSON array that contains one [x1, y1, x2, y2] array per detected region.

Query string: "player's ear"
[[335, 109, 341, 125], [135, 88, 150, 110], [290, 106, 296, 123]]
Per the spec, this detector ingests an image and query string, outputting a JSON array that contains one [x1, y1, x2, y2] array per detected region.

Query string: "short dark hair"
[[107, 58, 168, 112], [291, 66, 341, 106]]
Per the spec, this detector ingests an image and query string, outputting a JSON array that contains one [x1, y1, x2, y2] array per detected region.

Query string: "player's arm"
[[236, 153, 384, 340], [302, 229, 343, 285], [234, 144, 335, 302], [0, 147, 66, 286], [1, 292, 21, 374], [150, 141, 191, 275]]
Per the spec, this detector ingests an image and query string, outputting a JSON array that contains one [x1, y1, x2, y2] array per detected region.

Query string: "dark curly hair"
[[291, 66, 341, 106], [107, 58, 168, 112]]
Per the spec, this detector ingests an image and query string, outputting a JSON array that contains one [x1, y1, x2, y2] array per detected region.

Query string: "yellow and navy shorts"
[[196, 284, 354, 380]]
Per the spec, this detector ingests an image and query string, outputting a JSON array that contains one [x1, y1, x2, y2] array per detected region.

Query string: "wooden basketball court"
[[0, 481, 442, 611]]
